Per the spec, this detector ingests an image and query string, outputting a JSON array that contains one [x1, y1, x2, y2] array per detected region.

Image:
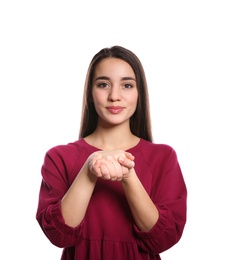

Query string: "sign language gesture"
[[88, 151, 135, 181]]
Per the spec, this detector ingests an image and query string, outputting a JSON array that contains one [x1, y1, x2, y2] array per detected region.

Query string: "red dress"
[[36, 138, 187, 260]]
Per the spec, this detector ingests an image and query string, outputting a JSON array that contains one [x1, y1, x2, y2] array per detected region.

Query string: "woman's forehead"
[[94, 58, 135, 78]]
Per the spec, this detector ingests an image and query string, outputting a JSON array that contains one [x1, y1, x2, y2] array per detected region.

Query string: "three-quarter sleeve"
[[133, 144, 187, 254], [36, 145, 85, 247]]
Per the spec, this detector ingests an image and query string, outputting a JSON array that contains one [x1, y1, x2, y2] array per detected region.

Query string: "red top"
[[36, 138, 187, 260]]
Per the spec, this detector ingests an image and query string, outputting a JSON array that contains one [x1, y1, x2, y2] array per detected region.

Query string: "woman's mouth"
[[106, 106, 124, 114]]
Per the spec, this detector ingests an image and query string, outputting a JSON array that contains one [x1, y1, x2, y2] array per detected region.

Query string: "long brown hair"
[[79, 45, 153, 142]]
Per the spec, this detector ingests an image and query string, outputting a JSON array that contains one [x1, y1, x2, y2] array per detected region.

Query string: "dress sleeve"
[[134, 146, 187, 254], [36, 146, 84, 248]]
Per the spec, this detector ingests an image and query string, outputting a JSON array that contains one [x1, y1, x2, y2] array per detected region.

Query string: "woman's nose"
[[108, 87, 121, 101]]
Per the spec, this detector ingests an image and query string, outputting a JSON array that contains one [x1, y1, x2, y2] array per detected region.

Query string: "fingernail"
[[130, 161, 135, 167]]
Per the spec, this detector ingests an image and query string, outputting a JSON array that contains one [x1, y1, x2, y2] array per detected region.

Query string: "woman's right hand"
[[87, 151, 135, 181]]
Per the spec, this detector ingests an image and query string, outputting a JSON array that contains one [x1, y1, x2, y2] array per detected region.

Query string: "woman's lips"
[[106, 106, 124, 114]]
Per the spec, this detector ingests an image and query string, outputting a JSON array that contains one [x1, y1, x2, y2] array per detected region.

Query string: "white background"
[[1, 1, 229, 259]]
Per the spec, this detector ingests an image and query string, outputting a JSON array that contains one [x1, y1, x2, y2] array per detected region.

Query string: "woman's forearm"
[[122, 169, 159, 232], [61, 162, 97, 227]]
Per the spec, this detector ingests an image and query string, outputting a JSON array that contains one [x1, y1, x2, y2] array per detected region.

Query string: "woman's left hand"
[[88, 150, 135, 181]]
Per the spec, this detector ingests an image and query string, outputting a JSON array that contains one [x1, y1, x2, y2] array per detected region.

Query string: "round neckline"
[[80, 137, 143, 152]]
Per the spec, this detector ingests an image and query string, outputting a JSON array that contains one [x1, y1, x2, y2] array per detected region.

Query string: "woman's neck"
[[84, 126, 139, 151]]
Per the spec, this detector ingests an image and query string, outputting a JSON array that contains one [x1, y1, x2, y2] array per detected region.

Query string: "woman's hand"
[[88, 151, 135, 181]]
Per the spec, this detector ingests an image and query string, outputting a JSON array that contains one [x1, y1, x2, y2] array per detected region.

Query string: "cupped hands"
[[87, 150, 135, 181]]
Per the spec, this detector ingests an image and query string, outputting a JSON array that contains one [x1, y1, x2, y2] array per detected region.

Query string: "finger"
[[105, 156, 122, 178], [121, 166, 130, 177], [110, 173, 123, 181], [100, 163, 110, 179], [122, 167, 134, 179], [109, 157, 123, 180], [118, 156, 135, 169], [90, 159, 102, 177], [124, 152, 135, 161]]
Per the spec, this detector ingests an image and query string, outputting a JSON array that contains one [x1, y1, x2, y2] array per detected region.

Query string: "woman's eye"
[[98, 82, 109, 88], [124, 84, 133, 89]]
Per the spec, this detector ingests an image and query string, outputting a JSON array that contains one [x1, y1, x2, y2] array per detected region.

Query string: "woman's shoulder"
[[134, 138, 176, 153], [130, 138, 178, 162], [45, 139, 95, 158]]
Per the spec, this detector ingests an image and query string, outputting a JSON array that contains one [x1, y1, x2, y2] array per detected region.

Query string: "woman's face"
[[92, 57, 138, 127]]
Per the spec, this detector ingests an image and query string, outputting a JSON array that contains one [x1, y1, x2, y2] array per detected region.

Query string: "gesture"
[[88, 150, 135, 181]]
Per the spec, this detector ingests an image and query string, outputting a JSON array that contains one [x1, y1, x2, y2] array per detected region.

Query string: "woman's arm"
[[61, 158, 97, 227], [61, 151, 135, 227], [120, 165, 159, 232]]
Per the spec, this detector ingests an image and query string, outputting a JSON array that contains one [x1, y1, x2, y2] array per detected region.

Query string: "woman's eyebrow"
[[94, 76, 110, 81], [94, 76, 136, 81], [121, 77, 136, 81]]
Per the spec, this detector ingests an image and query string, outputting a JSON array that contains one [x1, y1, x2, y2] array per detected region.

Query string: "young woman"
[[36, 46, 187, 260]]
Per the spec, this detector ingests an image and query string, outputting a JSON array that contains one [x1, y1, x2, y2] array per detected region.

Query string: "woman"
[[36, 45, 187, 260]]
